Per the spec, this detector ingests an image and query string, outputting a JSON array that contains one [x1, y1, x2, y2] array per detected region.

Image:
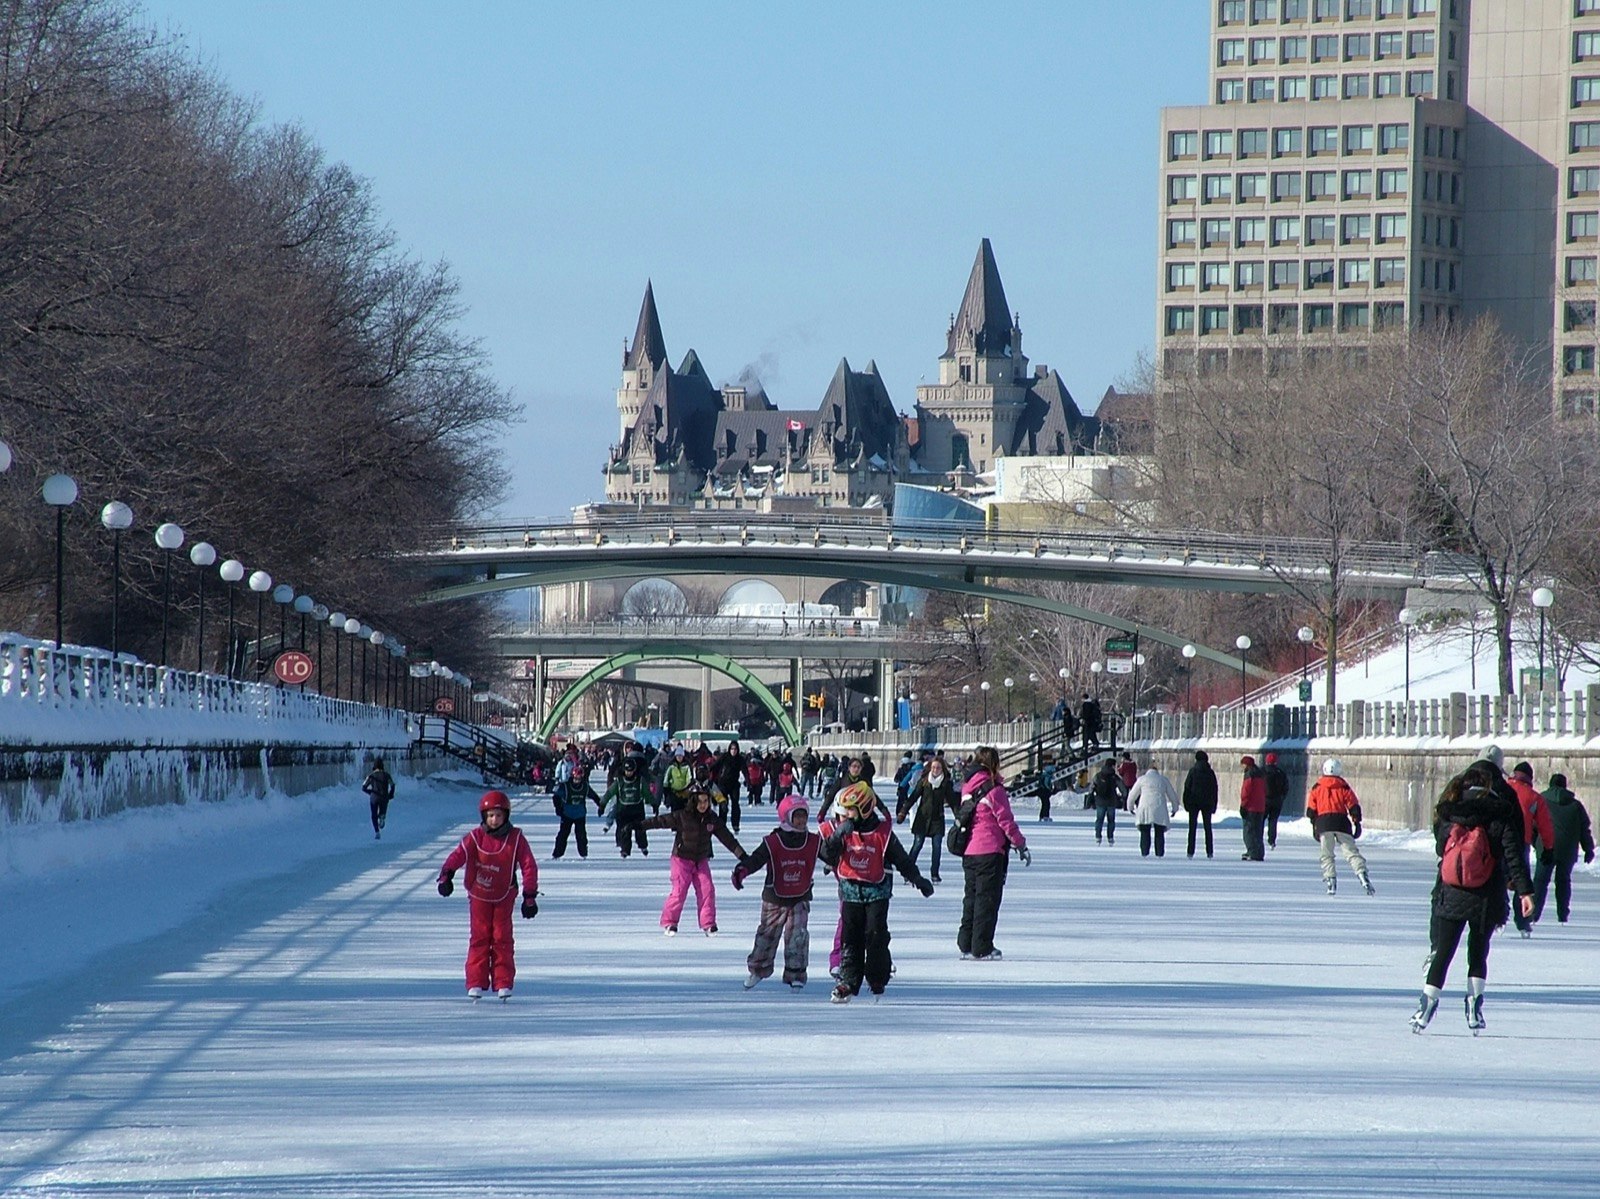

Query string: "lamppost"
[[1182, 643, 1196, 711], [293, 595, 314, 690], [248, 571, 272, 676], [312, 604, 329, 692], [1397, 608, 1416, 702], [1297, 625, 1314, 698], [220, 560, 245, 677], [100, 501, 133, 658], [1235, 635, 1251, 706], [1131, 653, 1147, 731], [1058, 666, 1069, 723], [1089, 660, 1102, 701], [1003, 676, 1015, 721], [329, 612, 347, 697], [908, 692, 917, 726], [1028, 672, 1038, 721], [980, 679, 991, 723], [865, 694, 878, 732], [1532, 586, 1555, 692], [272, 583, 294, 659], [961, 683, 971, 723], [152, 522, 185, 667], [189, 542, 216, 673], [370, 630, 386, 705], [42, 473, 78, 649], [344, 618, 363, 701]]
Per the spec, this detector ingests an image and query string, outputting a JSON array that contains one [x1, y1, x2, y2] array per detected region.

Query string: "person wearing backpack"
[[1089, 758, 1127, 846], [1304, 759, 1373, 895], [1409, 763, 1535, 1034], [1534, 772, 1596, 925], [953, 746, 1029, 962]]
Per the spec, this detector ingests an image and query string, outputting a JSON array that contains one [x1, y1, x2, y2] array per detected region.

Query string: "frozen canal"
[[2, 772, 1596, 1197]]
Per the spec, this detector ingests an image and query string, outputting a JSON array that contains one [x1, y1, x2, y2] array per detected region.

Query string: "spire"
[[946, 239, 1013, 358], [625, 281, 668, 373]]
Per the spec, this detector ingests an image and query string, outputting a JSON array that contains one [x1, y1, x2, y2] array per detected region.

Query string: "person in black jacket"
[[1261, 752, 1290, 849], [362, 758, 395, 840], [1409, 763, 1535, 1034], [1078, 693, 1103, 756], [1181, 750, 1219, 859]]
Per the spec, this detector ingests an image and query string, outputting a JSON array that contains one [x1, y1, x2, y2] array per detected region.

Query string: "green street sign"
[[1298, 680, 1313, 703], [1105, 637, 1137, 654]]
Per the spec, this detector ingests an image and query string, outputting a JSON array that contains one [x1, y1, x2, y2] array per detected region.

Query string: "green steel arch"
[[539, 646, 802, 744]]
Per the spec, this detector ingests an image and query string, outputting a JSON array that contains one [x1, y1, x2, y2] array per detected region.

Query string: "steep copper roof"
[[944, 238, 1014, 359], [624, 281, 668, 373]]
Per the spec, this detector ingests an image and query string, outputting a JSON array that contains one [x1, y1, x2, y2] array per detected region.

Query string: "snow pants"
[[1318, 831, 1370, 885], [612, 804, 648, 857], [661, 855, 716, 931], [1186, 809, 1214, 857], [837, 897, 892, 996], [1241, 811, 1266, 860], [1425, 908, 1494, 989], [465, 895, 518, 992], [746, 897, 811, 985], [1531, 852, 1579, 923], [958, 852, 1009, 958], [1139, 824, 1167, 857], [553, 816, 588, 858]]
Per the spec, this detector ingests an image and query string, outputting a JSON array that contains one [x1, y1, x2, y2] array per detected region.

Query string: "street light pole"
[[1003, 677, 1014, 722], [1090, 661, 1102, 702], [154, 523, 185, 668], [1532, 586, 1555, 692], [1297, 624, 1314, 699], [42, 474, 78, 649], [980, 680, 991, 724], [1235, 635, 1252, 707], [248, 571, 272, 677], [189, 543, 216, 672], [961, 683, 971, 724], [100, 502, 133, 658], [1397, 608, 1416, 703], [1182, 644, 1196, 711], [220, 560, 245, 677]]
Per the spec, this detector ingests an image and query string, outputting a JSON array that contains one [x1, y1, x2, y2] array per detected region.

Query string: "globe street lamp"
[[980, 679, 991, 723], [219, 560, 245, 677], [42, 473, 78, 649], [152, 523, 186, 667], [1131, 653, 1147, 730], [312, 603, 329, 692], [1028, 672, 1038, 721], [370, 630, 386, 705], [1235, 635, 1252, 706], [1058, 666, 1069, 727], [271, 583, 294, 660], [1397, 608, 1416, 702], [344, 618, 362, 700], [1297, 625, 1315, 698], [293, 594, 315, 690], [961, 683, 971, 723], [1532, 586, 1555, 692], [100, 501, 133, 658], [329, 612, 348, 697], [247, 571, 272, 676], [189, 542, 216, 672], [1182, 643, 1197, 711], [1003, 676, 1015, 722], [1089, 660, 1103, 702]]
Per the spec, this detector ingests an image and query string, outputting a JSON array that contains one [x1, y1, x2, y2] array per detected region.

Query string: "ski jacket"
[[439, 824, 537, 904], [1090, 765, 1127, 809], [664, 762, 693, 796], [1305, 775, 1363, 837], [1182, 762, 1219, 814], [601, 772, 650, 815], [738, 827, 821, 903], [715, 750, 745, 794], [1117, 759, 1139, 791], [1542, 787, 1596, 861], [907, 769, 955, 836], [745, 760, 767, 788], [1507, 776, 1556, 853], [1431, 785, 1532, 928], [641, 806, 746, 863], [959, 770, 1026, 857], [1079, 699, 1103, 734], [362, 768, 395, 801], [1239, 766, 1268, 814], [1262, 764, 1289, 807], [1128, 769, 1179, 827], [818, 812, 925, 903]]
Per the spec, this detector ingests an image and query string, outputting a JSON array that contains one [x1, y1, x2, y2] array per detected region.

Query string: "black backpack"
[[946, 779, 994, 855]]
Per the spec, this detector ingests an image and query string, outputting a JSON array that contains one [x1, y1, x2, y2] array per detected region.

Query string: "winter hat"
[[1194, 750, 1209, 763], [1513, 761, 1534, 780], [1240, 755, 1256, 768], [1264, 752, 1277, 765], [1322, 758, 1343, 777], [1480, 744, 1504, 769], [777, 795, 809, 828]]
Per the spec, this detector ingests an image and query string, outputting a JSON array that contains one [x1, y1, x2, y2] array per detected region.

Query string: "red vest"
[[833, 823, 891, 884], [464, 827, 527, 902], [763, 830, 821, 898]]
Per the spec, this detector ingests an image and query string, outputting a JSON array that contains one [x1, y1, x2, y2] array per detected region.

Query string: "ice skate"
[[467, 987, 483, 1002], [1361, 877, 1376, 896], [830, 983, 853, 1004], [1409, 993, 1437, 1033], [1466, 994, 1485, 1034], [1326, 878, 1337, 895], [743, 972, 761, 990], [788, 979, 806, 991], [704, 924, 718, 936], [497, 988, 512, 1003], [974, 948, 1003, 962], [664, 925, 677, 937]]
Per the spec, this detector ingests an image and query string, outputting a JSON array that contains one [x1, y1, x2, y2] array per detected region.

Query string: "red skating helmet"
[[479, 790, 511, 816]]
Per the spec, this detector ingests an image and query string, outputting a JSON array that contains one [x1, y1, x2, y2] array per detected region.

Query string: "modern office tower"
[[1159, 0, 1600, 414]]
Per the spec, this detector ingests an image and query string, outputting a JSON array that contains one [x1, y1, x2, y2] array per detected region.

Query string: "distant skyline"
[[138, 1, 1210, 517]]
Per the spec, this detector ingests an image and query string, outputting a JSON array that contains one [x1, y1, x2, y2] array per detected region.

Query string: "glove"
[[521, 894, 538, 919], [1541, 850, 1555, 867], [1351, 822, 1362, 840], [916, 877, 935, 897], [437, 875, 454, 897], [1585, 850, 1595, 864], [731, 866, 747, 890], [1018, 846, 1032, 866]]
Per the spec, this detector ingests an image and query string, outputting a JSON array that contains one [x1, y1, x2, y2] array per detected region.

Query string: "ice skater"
[[435, 790, 539, 1001], [1304, 758, 1374, 895], [640, 786, 747, 935], [732, 795, 820, 989], [362, 757, 395, 839]]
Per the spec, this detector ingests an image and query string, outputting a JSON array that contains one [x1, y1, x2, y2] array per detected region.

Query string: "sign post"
[[272, 650, 314, 687]]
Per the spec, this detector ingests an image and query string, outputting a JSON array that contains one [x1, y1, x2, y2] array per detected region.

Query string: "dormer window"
[[959, 361, 972, 383]]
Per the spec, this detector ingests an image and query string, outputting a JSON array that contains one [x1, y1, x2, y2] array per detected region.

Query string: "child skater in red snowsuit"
[[436, 790, 539, 1000]]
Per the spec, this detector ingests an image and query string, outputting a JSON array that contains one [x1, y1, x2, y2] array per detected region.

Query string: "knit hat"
[[1480, 744, 1504, 769], [1264, 752, 1277, 765], [1240, 755, 1256, 768], [1195, 750, 1209, 763], [1512, 761, 1534, 780]]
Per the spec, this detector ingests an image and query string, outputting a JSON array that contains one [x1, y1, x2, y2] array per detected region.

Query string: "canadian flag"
[[786, 419, 805, 432]]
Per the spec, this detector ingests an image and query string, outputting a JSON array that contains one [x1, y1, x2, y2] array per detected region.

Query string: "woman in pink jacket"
[[955, 745, 1030, 961]]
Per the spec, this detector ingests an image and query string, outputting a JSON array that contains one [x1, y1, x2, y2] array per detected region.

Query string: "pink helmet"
[[778, 795, 809, 828]]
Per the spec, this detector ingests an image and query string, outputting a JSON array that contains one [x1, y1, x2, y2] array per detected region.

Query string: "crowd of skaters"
[[404, 734, 1593, 1029]]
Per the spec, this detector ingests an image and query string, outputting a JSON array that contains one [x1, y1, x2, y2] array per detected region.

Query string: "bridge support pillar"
[[528, 655, 547, 729], [791, 658, 804, 742], [875, 658, 895, 732], [700, 665, 713, 727]]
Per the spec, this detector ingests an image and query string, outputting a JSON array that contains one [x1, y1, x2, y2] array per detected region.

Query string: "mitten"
[[437, 875, 454, 897], [1541, 850, 1555, 867], [1351, 822, 1362, 840], [521, 894, 538, 919], [1017, 846, 1032, 866], [731, 866, 747, 890], [916, 877, 935, 897], [1586, 850, 1595, 864]]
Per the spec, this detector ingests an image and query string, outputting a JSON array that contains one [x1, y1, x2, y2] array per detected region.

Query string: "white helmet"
[[1322, 758, 1343, 777]]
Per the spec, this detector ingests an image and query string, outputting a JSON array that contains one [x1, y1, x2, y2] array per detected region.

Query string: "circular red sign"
[[272, 650, 315, 685], [434, 696, 456, 714]]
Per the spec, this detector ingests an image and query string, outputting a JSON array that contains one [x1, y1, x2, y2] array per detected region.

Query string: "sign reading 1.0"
[[1104, 636, 1137, 676], [272, 650, 314, 686]]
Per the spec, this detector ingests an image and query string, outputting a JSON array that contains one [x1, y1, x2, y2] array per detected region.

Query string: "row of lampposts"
[[4, 447, 483, 713]]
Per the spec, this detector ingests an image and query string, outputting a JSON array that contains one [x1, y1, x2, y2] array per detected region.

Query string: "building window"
[[1566, 300, 1597, 330], [1377, 212, 1408, 240], [1221, 0, 1247, 20], [1282, 35, 1308, 60], [1235, 304, 1265, 332], [1237, 261, 1265, 288], [1377, 31, 1404, 58], [1575, 77, 1600, 106], [1582, 0, 1600, 16], [1219, 38, 1247, 66], [1342, 214, 1373, 242], [1344, 124, 1375, 152], [1169, 130, 1199, 158], [1250, 78, 1277, 101], [1283, 0, 1308, 16], [1378, 123, 1409, 152], [1271, 260, 1299, 288], [1572, 166, 1600, 195], [1344, 73, 1371, 98], [1376, 257, 1407, 285], [1311, 74, 1338, 99], [1568, 256, 1598, 284], [1340, 302, 1371, 330], [1561, 388, 1597, 417], [1166, 306, 1196, 334], [1307, 214, 1338, 243], [1308, 125, 1338, 154], [1203, 217, 1231, 246], [1408, 31, 1436, 57], [1345, 34, 1372, 60], [1237, 216, 1268, 243], [1201, 305, 1230, 333], [1375, 71, 1403, 96], [1564, 345, 1596, 374], [1270, 304, 1299, 333], [1170, 174, 1198, 201], [1305, 303, 1335, 332], [1312, 34, 1338, 61], [1574, 121, 1600, 151], [1406, 70, 1435, 96], [1253, 0, 1280, 18], [1343, 168, 1374, 198], [1168, 218, 1198, 246], [1203, 263, 1231, 290], [1206, 130, 1236, 157], [1204, 173, 1234, 201], [1313, 0, 1338, 17], [1280, 75, 1308, 99], [1346, 0, 1373, 14], [1374, 301, 1406, 328], [1410, 0, 1436, 13], [1251, 37, 1277, 63], [1240, 128, 1270, 156], [1379, 0, 1404, 14], [1272, 215, 1302, 243], [1578, 31, 1600, 61], [1306, 258, 1336, 287], [1238, 171, 1269, 199], [1220, 79, 1246, 102], [1307, 169, 1336, 198], [1341, 259, 1372, 286], [1274, 127, 1304, 156], [1572, 212, 1600, 241], [1377, 167, 1409, 196]]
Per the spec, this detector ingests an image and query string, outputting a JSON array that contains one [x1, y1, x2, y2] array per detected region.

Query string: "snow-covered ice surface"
[[1, 771, 1597, 1198]]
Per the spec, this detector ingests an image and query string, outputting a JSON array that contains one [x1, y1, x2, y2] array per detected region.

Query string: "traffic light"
[[781, 685, 792, 703]]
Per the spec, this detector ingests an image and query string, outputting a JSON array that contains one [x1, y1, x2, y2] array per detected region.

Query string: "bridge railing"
[[0, 633, 411, 748]]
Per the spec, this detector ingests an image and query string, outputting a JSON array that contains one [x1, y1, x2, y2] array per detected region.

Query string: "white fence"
[[0, 634, 412, 749]]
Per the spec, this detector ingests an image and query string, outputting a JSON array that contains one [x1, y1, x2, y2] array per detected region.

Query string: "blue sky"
[[139, 1, 1209, 517]]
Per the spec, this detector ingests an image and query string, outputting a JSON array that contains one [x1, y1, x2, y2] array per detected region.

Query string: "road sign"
[[487, 713, 504, 727], [434, 696, 456, 714], [272, 650, 314, 686], [1298, 679, 1313, 703], [1105, 635, 1137, 675]]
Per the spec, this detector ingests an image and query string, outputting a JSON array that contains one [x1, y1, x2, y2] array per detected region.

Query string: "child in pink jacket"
[[436, 790, 539, 1000]]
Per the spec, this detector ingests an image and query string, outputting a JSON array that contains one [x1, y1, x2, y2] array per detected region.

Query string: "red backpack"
[[1440, 822, 1496, 889]]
